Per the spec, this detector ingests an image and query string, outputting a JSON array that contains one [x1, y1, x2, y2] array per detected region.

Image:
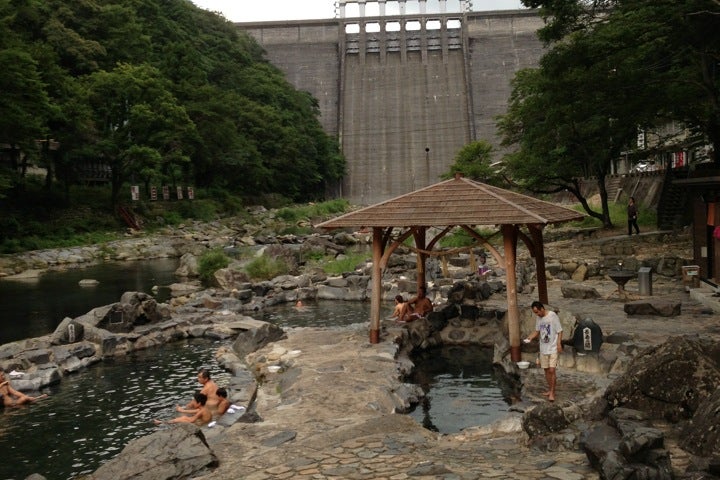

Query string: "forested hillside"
[[0, 0, 345, 211]]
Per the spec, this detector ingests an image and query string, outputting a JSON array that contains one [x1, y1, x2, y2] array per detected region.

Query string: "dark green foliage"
[[0, 0, 345, 216], [502, 0, 720, 228], [176, 199, 217, 223]]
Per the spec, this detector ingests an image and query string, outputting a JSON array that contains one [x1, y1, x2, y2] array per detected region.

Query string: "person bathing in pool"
[[155, 391, 212, 426], [0, 369, 48, 407]]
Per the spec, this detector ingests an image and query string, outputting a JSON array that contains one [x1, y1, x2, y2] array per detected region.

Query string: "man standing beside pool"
[[524, 301, 563, 402]]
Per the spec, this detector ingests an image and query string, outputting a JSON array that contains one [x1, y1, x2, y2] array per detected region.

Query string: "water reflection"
[[0, 258, 179, 345], [259, 301, 371, 328], [265, 302, 510, 434], [406, 345, 509, 433]]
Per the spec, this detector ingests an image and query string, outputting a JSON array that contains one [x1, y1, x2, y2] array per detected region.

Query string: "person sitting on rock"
[[405, 286, 434, 321], [184, 368, 219, 410], [477, 252, 492, 279], [156, 392, 212, 426], [215, 388, 230, 417], [389, 295, 411, 322], [0, 369, 48, 407]]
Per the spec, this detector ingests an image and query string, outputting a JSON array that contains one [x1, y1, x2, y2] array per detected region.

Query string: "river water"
[[0, 258, 179, 345], [0, 260, 509, 479]]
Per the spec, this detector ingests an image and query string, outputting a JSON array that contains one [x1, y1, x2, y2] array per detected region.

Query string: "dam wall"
[[239, 10, 545, 205]]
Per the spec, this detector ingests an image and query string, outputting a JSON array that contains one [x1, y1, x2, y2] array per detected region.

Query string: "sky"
[[192, 0, 526, 23]]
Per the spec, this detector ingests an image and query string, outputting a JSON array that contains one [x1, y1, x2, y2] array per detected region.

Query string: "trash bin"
[[682, 265, 701, 289], [638, 267, 652, 296]]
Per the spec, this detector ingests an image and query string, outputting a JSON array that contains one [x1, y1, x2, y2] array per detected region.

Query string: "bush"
[[161, 210, 184, 226], [244, 255, 288, 281], [198, 249, 230, 285]]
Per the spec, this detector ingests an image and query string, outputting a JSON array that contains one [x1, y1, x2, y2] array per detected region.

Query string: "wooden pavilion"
[[316, 175, 584, 360]]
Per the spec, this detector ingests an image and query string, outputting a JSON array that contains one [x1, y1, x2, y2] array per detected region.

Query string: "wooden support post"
[[503, 225, 521, 361], [369, 227, 383, 344], [414, 227, 427, 292]]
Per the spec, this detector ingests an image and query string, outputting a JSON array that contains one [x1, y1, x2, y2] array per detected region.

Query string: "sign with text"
[[176, 186, 183, 200], [131, 185, 140, 201], [150, 186, 157, 201], [162, 186, 170, 200], [187, 187, 194, 200]]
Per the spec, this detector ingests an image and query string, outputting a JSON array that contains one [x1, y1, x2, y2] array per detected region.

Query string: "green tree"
[[500, 0, 719, 226], [0, 47, 53, 190], [441, 140, 504, 185], [84, 63, 197, 208], [0, 0, 345, 217], [523, 0, 720, 164], [498, 20, 657, 227]]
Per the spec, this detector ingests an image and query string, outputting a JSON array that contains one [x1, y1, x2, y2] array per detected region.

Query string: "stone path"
[[201, 327, 600, 480]]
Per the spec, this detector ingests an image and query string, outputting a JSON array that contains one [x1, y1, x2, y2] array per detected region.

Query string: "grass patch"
[[276, 199, 350, 223], [309, 252, 368, 276], [244, 255, 289, 281], [565, 202, 657, 229]]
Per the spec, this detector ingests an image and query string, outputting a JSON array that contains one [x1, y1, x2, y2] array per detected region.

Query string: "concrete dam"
[[239, 4, 544, 205]]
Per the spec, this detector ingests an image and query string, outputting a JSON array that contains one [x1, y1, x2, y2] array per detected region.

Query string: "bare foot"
[[548, 395, 555, 402], [541, 392, 551, 397]]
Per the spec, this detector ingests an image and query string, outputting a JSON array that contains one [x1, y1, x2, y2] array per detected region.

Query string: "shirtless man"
[[184, 368, 219, 410], [406, 286, 433, 321], [156, 392, 212, 426], [0, 369, 48, 407]]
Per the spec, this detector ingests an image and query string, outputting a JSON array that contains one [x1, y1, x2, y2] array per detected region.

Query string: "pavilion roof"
[[316, 176, 584, 229]]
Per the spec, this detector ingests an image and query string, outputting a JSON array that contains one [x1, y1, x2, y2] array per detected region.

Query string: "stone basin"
[[608, 269, 636, 289]]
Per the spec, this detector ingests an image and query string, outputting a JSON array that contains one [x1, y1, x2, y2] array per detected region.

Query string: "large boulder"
[[681, 387, 720, 457], [174, 252, 199, 277], [604, 335, 720, 422], [561, 281, 601, 299], [580, 408, 673, 480], [522, 403, 570, 438], [232, 320, 286, 359], [623, 300, 681, 317], [88, 424, 217, 480]]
